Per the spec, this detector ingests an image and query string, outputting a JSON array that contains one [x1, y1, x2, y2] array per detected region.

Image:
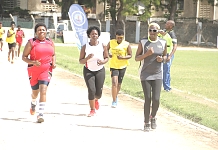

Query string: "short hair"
[[17, 25, 21, 28], [148, 22, 160, 29], [11, 21, 15, 26], [115, 29, 124, 36], [168, 20, 175, 27], [34, 23, 47, 33], [86, 26, 100, 38]]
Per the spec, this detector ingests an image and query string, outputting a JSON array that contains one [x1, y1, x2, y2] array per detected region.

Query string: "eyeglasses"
[[149, 29, 158, 32]]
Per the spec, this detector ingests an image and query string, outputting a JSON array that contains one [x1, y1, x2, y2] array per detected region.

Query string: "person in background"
[[135, 22, 167, 132], [158, 20, 177, 92], [107, 29, 132, 108], [22, 23, 56, 123], [6, 22, 16, 63], [0, 22, 5, 51], [79, 26, 109, 117], [15, 25, 25, 58]]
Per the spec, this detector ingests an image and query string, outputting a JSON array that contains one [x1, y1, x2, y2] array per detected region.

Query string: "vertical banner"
[[68, 4, 88, 50]]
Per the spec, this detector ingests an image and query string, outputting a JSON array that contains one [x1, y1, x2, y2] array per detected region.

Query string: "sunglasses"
[[149, 29, 158, 32]]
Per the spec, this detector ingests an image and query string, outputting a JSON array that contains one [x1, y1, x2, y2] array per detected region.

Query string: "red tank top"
[[29, 38, 54, 67], [16, 30, 24, 40]]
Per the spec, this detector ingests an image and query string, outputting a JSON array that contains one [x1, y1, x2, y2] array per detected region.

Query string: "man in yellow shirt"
[[107, 29, 132, 108], [6, 22, 16, 64], [0, 22, 5, 51]]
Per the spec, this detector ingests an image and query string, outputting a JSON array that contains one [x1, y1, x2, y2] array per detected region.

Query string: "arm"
[[79, 45, 93, 64], [22, 31, 25, 38], [168, 31, 177, 61], [22, 41, 41, 66], [107, 42, 112, 58], [117, 45, 132, 60], [157, 44, 167, 63], [7, 30, 15, 37], [135, 42, 153, 61], [97, 44, 109, 65], [51, 42, 56, 69]]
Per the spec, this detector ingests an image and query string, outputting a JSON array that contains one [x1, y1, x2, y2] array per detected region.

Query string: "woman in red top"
[[22, 23, 56, 123], [15, 25, 25, 57]]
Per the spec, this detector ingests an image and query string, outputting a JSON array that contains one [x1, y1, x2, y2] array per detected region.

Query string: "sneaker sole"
[[30, 108, 35, 115], [37, 118, 44, 123]]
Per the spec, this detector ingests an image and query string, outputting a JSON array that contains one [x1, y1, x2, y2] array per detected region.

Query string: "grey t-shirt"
[[139, 38, 166, 81]]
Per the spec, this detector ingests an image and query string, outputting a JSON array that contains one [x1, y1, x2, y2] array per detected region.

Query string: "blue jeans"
[[163, 54, 174, 90]]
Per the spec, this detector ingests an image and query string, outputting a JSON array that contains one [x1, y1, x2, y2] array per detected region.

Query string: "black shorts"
[[110, 68, 127, 83], [0, 38, 2, 41], [8, 42, 16, 49]]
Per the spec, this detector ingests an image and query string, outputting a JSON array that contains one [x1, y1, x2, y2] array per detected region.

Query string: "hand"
[[109, 53, 112, 58], [97, 59, 104, 66], [33, 59, 41, 66], [52, 64, 56, 69], [117, 55, 124, 59], [166, 55, 171, 62], [156, 55, 163, 62], [146, 47, 154, 56], [86, 53, 94, 60]]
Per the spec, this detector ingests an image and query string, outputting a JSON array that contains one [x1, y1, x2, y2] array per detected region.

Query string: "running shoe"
[[95, 99, 99, 110], [87, 110, 95, 117], [151, 118, 157, 129], [30, 102, 36, 115], [111, 101, 117, 108], [37, 114, 44, 123], [144, 123, 150, 132]]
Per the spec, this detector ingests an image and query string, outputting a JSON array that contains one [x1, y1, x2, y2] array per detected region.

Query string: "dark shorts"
[[110, 68, 127, 83], [0, 38, 2, 41], [8, 42, 16, 49]]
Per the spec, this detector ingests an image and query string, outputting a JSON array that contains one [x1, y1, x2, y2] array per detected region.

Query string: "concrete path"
[[0, 46, 218, 150]]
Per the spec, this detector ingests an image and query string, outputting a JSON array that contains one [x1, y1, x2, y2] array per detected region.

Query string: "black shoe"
[[151, 118, 157, 129], [144, 123, 150, 132]]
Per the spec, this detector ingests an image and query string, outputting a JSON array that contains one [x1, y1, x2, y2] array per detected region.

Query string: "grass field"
[[55, 46, 218, 131]]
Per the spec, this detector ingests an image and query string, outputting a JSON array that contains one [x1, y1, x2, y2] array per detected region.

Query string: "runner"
[[79, 26, 109, 117], [15, 25, 25, 58], [135, 22, 167, 132], [22, 23, 56, 123], [0, 22, 5, 51], [107, 29, 132, 108], [6, 22, 16, 63]]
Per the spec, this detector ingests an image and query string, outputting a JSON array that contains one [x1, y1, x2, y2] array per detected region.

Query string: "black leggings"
[[83, 66, 105, 100], [141, 79, 162, 123]]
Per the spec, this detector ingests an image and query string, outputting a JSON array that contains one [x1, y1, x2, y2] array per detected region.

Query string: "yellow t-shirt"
[[0, 28, 4, 38], [6, 29, 16, 43], [158, 32, 173, 53], [109, 39, 129, 69]]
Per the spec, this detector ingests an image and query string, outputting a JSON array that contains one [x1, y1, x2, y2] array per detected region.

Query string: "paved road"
[[0, 47, 218, 150]]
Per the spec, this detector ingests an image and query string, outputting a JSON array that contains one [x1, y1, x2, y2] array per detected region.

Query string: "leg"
[[163, 54, 174, 91], [17, 43, 21, 57], [150, 79, 162, 129], [117, 67, 127, 96], [95, 67, 105, 99], [110, 68, 119, 103], [83, 67, 96, 116], [11, 46, 15, 63], [8, 44, 11, 62], [141, 80, 152, 131]]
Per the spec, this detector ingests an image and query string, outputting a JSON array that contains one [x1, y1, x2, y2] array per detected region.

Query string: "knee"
[[40, 87, 47, 95], [112, 80, 118, 87]]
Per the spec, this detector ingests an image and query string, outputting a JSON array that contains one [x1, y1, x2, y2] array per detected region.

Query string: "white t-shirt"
[[85, 42, 104, 71]]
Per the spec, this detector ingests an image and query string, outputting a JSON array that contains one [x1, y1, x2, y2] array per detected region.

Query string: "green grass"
[[55, 46, 218, 131]]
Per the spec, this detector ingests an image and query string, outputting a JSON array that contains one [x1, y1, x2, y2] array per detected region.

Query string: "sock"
[[38, 102, 46, 116]]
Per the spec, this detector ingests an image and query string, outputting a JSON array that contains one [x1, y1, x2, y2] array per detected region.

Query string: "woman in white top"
[[79, 26, 109, 117]]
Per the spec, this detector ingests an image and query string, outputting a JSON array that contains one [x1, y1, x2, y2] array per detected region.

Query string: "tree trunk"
[[61, 0, 75, 20], [169, 0, 177, 20], [109, 0, 117, 39]]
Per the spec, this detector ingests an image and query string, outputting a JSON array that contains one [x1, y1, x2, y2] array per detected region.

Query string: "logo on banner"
[[72, 11, 86, 26], [68, 4, 88, 50]]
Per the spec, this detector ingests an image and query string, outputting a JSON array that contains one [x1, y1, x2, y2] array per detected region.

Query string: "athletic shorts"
[[27, 64, 52, 90], [8, 42, 16, 49], [110, 67, 127, 83], [16, 39, 22, 45], [0, 38, 2, 41]]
